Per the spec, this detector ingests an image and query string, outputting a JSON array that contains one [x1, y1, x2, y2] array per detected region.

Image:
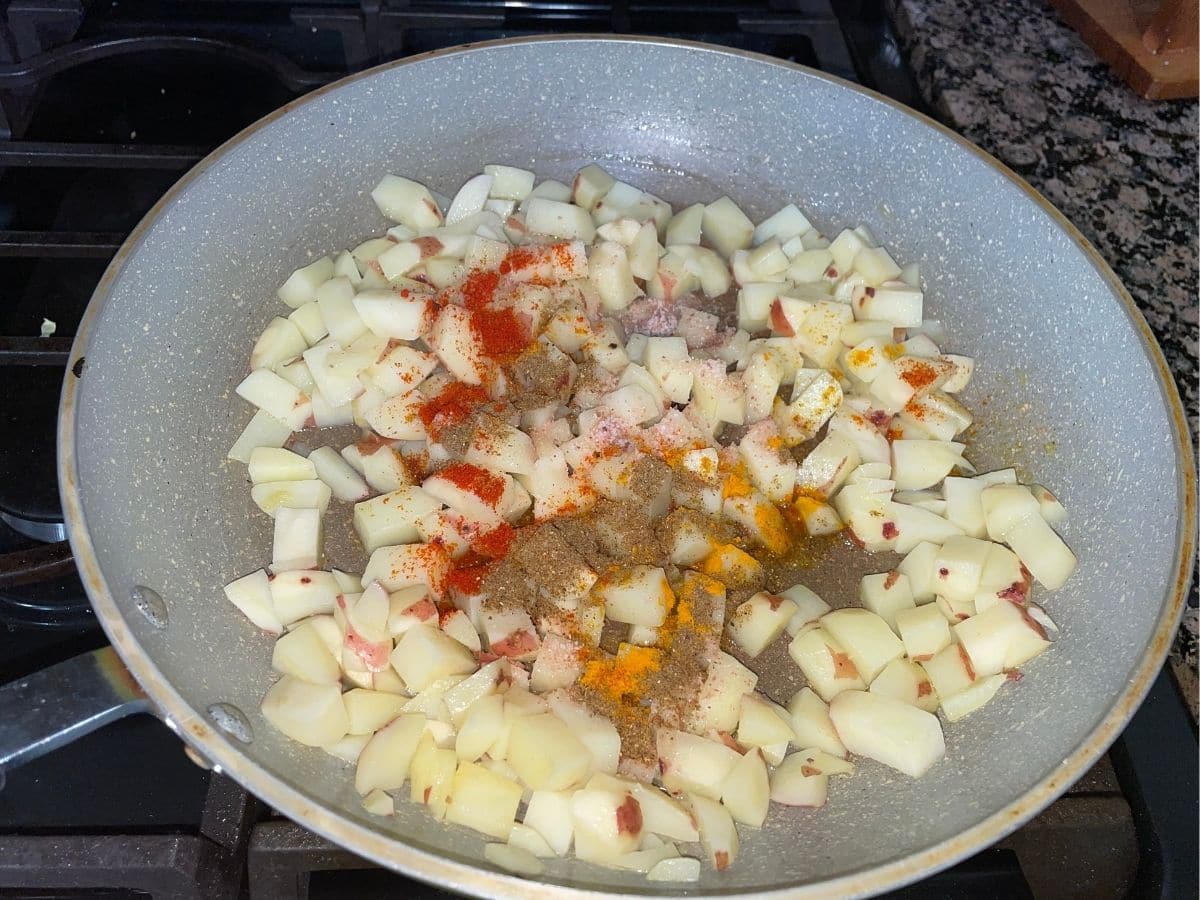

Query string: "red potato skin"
[[866, 409, 891, 429], [615, 794, 643, 837], [998, 582, 1028, 603], [769, 299, 795, 336], [716, 731, 746, 753], [490, 628, 538, 658], [413, 236, 444, 259], [335, 593, 391, 671], [999, 566, 1034, 605], [344, 627, 390, 672], [1018, 607, 1048, 640], [405, 599, 438, 622], [830, 648, 860, 680], [958, 644, 977, 680], [356, 433, 392, 455], [658, 272, 677, 302]]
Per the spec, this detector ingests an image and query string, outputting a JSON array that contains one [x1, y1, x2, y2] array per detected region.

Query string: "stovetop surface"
[[0, 2, 1193, 899]]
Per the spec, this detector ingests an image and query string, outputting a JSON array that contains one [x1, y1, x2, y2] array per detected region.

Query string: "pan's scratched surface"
[[63, 38, 1189, 897]]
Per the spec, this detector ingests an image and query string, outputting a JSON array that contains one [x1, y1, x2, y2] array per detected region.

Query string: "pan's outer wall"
[[59, 37, 1194, 899]]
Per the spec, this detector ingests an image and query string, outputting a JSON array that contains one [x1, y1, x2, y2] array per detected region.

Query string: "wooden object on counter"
[[1048, 0, 1198, 99]]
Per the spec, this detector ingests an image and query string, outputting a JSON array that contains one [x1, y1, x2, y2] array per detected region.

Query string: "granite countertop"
[[887, 0, 1197, 709]]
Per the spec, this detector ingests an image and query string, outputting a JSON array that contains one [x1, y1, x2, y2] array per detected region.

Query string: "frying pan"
[[0, 36, 1193, 899]]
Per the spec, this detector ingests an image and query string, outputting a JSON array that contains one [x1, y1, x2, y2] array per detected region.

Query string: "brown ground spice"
[[571, 362, 618, 409], [437, 415, 479, 457], [478, 557, 535, 612], [548, 516, 611, 572], [670, 465, 714, 511], [589, 499, 666, 566], [509, 523, 594, 604], [507, 343, 575, 410]]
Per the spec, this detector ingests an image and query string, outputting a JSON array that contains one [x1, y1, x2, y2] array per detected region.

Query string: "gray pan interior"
[[59, 36, 1194, 899]]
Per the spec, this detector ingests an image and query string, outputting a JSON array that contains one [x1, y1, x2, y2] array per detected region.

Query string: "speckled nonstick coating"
[[58, 36, 1195, 899]]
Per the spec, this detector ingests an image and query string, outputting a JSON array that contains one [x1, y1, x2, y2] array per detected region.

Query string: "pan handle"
[[0, 646, 151, 788]]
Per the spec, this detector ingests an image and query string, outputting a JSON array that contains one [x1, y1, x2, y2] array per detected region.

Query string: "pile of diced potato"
[[223, 163, 1076, 881]]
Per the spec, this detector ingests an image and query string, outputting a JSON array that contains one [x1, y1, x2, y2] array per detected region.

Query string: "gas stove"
[[0, 2, 1194, 898]]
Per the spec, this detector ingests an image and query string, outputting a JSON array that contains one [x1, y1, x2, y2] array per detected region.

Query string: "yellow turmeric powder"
[[579, 645, 662, 700], [722, 469, 754, 500]]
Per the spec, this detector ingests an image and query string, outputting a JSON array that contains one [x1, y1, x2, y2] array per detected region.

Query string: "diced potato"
[[354, 712, 427, 794], [781, 584, 832, 636], [410, 733, 457, 819], [272, 619, 339, 683], [689, 793, 739, 871], [371, 175, 443, 230], [859, 571, 916, 631], [390, 624, 477, 692], [446, 761, 523, 839], [720, 749, 770, 827], [224, 569, 282, 633], [456, 693, 506, 762], [870, 657, 939, 712], [484, 842, 544, 877], [523, 790, 575, 857], [506, 714, 592, 791], [941, 673, 1006, 721], [593, 566, 673, 628], [228, 410, 292, 464], [343, 688, 407, 734], [787, 627, 866, 702], [737, 693, 797, 751], [251, 479, 331, 518], [278, 256, 334, 308], [657, 729, 740, 800], [953, 598, 1050, 676], [362, 543, 451, 597], [629, 782, 699, 842], [895, 602, 952, 661], [828, 690, 945, 777], [647, 857, 701, 882], [819, 608, 905, 683], [769, 752, 829, 808], [688, 652, 758, 733], [920, 643, 978, 699], [353, 487, 442, 553], [702, 196, 754, 258], [786, 687, 847, 758], [261, 676, 348, 747], [269, 570, 340, 624], [526, 198, 596, 242], [270, 506, 322, 574], [727, 591, 798, 657]]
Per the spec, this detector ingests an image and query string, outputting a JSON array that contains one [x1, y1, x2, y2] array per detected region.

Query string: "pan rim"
[[57, 33, 1196, 900]]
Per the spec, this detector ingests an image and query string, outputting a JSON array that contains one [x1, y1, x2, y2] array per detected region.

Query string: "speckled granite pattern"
[[889, 0, 1197, 711]]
